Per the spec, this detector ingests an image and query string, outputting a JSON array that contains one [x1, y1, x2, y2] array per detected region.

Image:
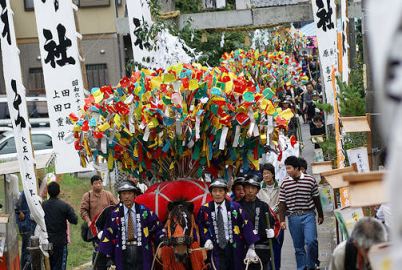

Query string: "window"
[[0, 134, 52, 155], [78, 0, 110, 7], [32, 134, 53, 150], [86, 64, 109, 89], [25, 0, 83, 11], [0, 138, 16, 155], [24, 0, 34, 11], [28, 68, 45, 94]]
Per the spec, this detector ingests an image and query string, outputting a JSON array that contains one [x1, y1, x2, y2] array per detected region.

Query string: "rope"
[[151, 241, 164, 270], [209, 250, 264, 270], [211, 250, 217, 270], [189, 247, 207, 253], [244, 256, 264, 270]]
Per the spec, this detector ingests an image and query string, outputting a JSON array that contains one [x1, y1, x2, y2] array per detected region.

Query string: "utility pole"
[[115, 0, 124, 77]]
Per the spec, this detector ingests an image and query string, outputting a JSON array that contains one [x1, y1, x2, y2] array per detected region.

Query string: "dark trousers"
[[92, 239, 98, 264], [269, 229, 285, 270], [93, 253, 110, 270], [249, 246, 270, 270], [123, 245, 143, 270], [49, 245, 67, 270], [212, 245, 233, 270], [20, 232, 32, 270]]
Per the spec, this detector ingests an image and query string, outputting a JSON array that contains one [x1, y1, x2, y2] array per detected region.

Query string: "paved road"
[[280, 123, 337, 270]]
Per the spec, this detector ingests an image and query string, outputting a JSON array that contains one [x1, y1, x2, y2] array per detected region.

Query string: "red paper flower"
[[290, 135, 297, 147], [74, 141, 83, 150], [115, 102, 130, 115], [93, 131, 103, 139], [182, 78, 189, 89], [69, 113, 79, 122], [100, 85, 113, 98], [235, 113, 249, 125], [120, 77, 130, 88], [81, 120, 89, 132]]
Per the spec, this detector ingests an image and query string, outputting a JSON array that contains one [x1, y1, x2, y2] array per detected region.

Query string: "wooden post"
[[333, 188, 340, 244], [366, 113, 373, 170], [28, 237, 42, 270]]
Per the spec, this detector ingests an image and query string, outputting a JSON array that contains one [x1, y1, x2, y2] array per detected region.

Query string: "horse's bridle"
[[169, 235, 193, 246]]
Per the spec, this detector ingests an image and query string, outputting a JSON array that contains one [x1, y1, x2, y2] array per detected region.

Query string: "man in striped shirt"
[[278, 156, 323, 270]]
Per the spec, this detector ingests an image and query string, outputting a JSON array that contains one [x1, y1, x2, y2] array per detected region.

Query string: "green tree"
[[175, 0, 202, 13], [179, 27, 247, 66], [337, 65, 366, 117]]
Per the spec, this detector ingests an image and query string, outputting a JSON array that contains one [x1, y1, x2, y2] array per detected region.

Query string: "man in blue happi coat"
[[197, 178, 260, 270], [96, 181, 164, 270]]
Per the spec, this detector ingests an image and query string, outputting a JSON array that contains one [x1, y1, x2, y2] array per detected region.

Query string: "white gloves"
[[204, 239, 214, 250], [245, 248, 258, 262], [266, 228, 275, 239]]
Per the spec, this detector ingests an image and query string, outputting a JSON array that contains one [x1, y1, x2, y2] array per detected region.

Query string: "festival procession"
[[0, 0, 399, 269]]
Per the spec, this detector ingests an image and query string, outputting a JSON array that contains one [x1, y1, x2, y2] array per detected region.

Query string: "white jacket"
[[257, 183, 280, 212]]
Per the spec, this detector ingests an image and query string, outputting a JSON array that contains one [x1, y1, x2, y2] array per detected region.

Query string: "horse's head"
[[166, 201, 195, 264]]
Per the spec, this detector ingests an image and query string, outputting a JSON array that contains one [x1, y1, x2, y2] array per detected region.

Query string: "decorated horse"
[[136, 180, 212, 270], [157, 201, 206, 270]]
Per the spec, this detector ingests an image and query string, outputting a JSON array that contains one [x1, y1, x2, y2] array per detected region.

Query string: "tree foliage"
[[179, 25, 247, 66], [337, 60, 366, 117], [175, 0, 202, 13]]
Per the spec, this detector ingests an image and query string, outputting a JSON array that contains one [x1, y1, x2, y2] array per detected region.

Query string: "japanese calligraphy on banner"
[[33, 0, 88, 173], [0, 0, 48, 247], [126, 0, 154, 66], [311, 0, 338, 125], [126, 0, 196, 69], [346, 147, 369, 173], [340, 0, 349, 83]]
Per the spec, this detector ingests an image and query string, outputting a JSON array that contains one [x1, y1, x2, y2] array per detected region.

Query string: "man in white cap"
[[96, 181, 164, 270], [240, 175, 276, 270], [197, 178, 259, 270]]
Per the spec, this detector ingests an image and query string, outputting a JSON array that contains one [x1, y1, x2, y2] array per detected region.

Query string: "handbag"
[[81, 192, 95, 242]]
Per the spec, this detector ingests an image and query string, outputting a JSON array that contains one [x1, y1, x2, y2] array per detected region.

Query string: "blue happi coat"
[[197, 199, 259, 270], [98, 202, 164, 270]]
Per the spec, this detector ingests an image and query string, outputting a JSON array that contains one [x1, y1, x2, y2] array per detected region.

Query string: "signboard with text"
[[33, 0, 88, 173], [311, 0, 338, 125]]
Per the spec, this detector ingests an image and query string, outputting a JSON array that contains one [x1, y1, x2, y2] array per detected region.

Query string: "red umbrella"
[[135, 179, 213, 221]]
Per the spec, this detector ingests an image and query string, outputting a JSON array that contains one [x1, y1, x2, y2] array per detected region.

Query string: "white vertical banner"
[[368, 0, 402, 268], [126, 0, 154, 66], [126, 0, 196, 69], [340, 0, 349, 83], [311, 0, 338, 125], [33, 0, 87, 173], [0, 0, 48, 247]]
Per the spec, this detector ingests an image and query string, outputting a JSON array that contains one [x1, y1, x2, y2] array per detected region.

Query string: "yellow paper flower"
[[102, 236, 109, 243], [233, 226, 240, 235], [143, 227, 149, 237]]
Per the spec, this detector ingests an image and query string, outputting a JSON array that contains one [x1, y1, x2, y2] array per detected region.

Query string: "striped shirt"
[[279, 173, 319, 213]]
